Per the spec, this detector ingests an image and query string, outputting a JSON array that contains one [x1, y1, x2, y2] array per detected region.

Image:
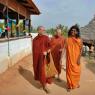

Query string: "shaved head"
[[37, 26, 45, 35], [56, 29, 62, 36]]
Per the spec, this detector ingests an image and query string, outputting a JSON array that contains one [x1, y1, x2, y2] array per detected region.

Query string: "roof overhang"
[[16, 0, 40, 15]]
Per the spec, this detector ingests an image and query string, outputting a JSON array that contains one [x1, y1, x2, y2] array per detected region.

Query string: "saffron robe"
[[33, 34, 51, 85], [50, 35, 65, 74], [66, 37, 82, 89]]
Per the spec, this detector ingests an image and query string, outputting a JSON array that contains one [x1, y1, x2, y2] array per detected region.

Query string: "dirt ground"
[[0, 54, 95, 95]]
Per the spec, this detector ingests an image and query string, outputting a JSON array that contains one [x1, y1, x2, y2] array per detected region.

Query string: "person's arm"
[[43, 36, 51, 56], [77, 39, 83, 65], [60, 39, 66, 65]]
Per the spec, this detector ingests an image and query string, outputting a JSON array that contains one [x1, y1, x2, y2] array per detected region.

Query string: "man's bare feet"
[[67, 88, 71, 92], [43, 86, 50, 94]]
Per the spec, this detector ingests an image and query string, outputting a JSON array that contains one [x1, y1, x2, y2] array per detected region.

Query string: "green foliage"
[[32, 28, 37, 33], [31, 24, 68, 37], [46, 24, 68, 37], [0, 22, 69, 37], [46, 28, 55, 35], [0, 22, 5, 33]]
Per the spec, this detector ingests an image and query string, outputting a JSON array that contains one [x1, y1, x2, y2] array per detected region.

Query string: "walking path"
[[0, 54, 95, 95]]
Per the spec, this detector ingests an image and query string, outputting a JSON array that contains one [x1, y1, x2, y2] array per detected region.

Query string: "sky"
[[31, 0, 95, 28]]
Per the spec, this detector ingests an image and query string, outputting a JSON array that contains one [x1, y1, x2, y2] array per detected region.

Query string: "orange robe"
[[50, 35, 65, 74], [33, 34, 51, 85], [66, 37, 82, 89]]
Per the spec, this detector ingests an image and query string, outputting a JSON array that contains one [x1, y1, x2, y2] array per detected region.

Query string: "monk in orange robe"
[[50, 29, 65, 81], [65, 25, 82, 91], [33, 26, 51, 93]]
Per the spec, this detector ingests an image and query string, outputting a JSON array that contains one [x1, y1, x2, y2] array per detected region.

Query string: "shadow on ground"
[[86, 59, 95, 74], [18, 66, 67, 91], [53, 78, 67, 90], [18, 66, 42, 89]]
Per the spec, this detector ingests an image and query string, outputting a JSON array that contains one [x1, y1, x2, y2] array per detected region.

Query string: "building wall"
[[0, 37, 32, 74]]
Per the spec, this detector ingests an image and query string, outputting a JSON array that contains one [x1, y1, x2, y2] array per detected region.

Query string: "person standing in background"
[[50, 28, 65, 81]]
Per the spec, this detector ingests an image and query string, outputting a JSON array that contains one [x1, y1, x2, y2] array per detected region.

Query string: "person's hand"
[[59, 49, 63, 52], [47, 49, 51, 53], [43, 52, 47, 56]]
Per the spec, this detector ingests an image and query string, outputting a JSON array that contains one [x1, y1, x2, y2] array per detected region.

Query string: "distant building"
[[81, 15, 95, 41]]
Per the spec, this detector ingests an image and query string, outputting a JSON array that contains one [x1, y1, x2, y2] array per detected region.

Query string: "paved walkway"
[[0, 54, 95, 95]]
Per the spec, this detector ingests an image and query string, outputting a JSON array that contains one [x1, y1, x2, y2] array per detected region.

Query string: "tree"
[[56, 24, 68, 37], [46, 28, 55, 35]]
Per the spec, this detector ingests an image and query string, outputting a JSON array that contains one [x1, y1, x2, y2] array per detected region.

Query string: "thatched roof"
[[81, 16, 95, 40]]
